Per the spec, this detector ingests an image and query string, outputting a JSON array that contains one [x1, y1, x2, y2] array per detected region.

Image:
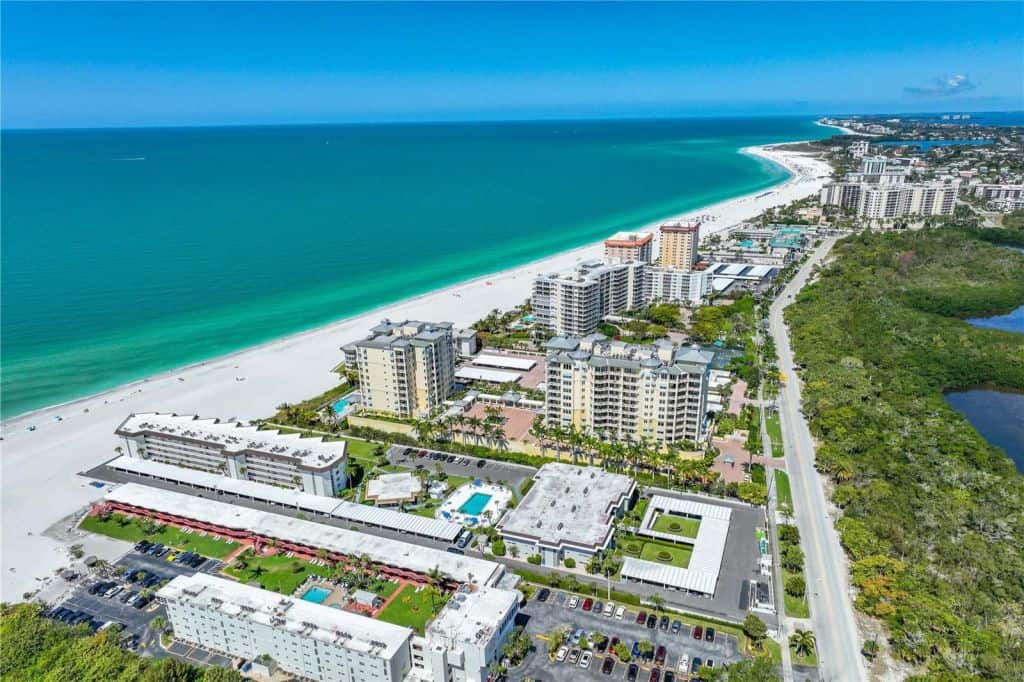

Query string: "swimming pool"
[[458, 492, 492, 516], [300, 586, 332, 604], [332, 397, 350, 413]]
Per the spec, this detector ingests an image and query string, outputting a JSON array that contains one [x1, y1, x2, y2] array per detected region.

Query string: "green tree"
[[785, 574, 806, 599], [742, 614, 768, 649], [789, 629, 816, 658]]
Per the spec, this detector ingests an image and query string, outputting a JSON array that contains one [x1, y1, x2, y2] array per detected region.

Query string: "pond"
[[874, 139, 993, 151], [945, 255, 1024, 471], [945, 390, 1024, 472]]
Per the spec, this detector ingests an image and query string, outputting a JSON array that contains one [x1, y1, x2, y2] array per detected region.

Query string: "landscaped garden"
[[222, 550, 331, 595], [650, 513, 701, 538], [775, 470, 793, 514], [618, 534, 693, 568], [80, 513, 239, 559], [375, 584, 448, 634], [765, 412, 784, 457]]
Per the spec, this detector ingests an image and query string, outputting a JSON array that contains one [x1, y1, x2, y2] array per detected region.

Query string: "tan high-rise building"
[[603, 232, 653, 264], [352, 320, 455, 418], [544, 335, 712, 444], [658, 220, 701, 271]]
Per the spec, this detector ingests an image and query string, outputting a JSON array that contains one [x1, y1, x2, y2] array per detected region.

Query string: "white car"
[[555, 646, 568, 662], [603, 601, 615, 617], [578, 651, 593, 669], [614, 605, 625, 620], [567, 596, 579, 609], [678, 654, 689, 672]]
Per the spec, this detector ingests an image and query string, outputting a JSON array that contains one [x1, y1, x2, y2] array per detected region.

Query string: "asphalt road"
[[769, 238, 866, 681]]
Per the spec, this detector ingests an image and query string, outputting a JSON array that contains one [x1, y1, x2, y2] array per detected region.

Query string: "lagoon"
[[945, 390, 1024, 472]]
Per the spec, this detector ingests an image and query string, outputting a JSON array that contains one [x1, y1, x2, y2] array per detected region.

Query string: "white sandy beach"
[[0, 142, 832, 601]]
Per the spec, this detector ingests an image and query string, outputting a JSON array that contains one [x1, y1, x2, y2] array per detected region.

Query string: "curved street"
[[769, 238, 867, 682]]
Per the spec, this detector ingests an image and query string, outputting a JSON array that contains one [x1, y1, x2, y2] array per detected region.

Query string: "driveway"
[[387, 445, 536, 491]]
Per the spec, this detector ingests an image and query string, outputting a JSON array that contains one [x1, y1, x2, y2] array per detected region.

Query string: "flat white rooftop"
[[117, 413, 346, 470], [158, 573, 410, 658], [498, 463, 635, 552], [455, 367, 522, 384], [427, 585, 519, 652], [622, 495, 732, 595], [107, 483, 492, 584], [107, 456, 459, 542], [365, 472, 423, 503], [472, 354, 537, 371]]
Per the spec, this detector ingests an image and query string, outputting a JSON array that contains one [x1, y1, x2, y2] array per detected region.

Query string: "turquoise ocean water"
[[2, 117, 829, 417]]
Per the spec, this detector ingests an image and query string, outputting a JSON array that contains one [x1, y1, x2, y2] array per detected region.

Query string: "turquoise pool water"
[[301, 586, 332, 604], [332, 397, 350, 413], [459, 492, 492, 516]]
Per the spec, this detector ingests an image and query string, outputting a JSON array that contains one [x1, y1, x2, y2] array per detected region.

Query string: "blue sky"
[[2, 2, 1022, 128]]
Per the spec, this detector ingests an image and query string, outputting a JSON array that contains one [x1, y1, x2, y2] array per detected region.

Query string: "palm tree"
[[790, 629, 817, 658], [322, 403, 336, 429], [426, 565, 444, 610], [648, 593, 665, 612], [467, 416, 485, 445]]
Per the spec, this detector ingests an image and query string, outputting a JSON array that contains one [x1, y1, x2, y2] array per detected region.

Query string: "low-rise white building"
[[116, 413, 347, 497], [159, 573, 521, 682], [160, 573, 413, 682], [498, 463, 635, 567]]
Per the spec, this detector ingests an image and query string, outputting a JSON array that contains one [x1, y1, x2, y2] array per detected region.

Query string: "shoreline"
[[0, 140, 833, 601]]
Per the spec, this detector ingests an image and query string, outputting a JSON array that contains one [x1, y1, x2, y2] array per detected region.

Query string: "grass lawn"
[[750, 463, 767, 485], [759, 638, 782, 663], [371, 580, 400, 600], [376, 584, 447, 634], [791, 644, 819, 667], [651, 513, 701, 538], [783, 569, 810, 618], [444, 474, 474, 491], [639, 541, 693, 568], [80, 513, 239, 559], [338, 436, 385, 464], [765, 412, 784, 457], [222, 551, 331, 595], [775, 470, 794, 514], [409, 500, 442, 518]]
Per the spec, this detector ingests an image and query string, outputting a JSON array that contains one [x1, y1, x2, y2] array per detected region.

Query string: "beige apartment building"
[[351, 320, 455, 418], [603, 231, 653, 264], [544, 335, 712, 444], [658, 220, 701, 270]]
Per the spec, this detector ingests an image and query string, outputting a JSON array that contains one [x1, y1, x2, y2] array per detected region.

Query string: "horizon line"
[[4, 108, 1022, 133]]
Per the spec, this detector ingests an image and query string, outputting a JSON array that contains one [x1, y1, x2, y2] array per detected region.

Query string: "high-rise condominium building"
[[352, 320, 455, 418], [603, 231, 654, 264], [115, 413, 348, 496], [544, 335, 712, 444], [820, 181, 958, 219], [531, 261, 647, 336], [849, 139, 871, 158], [658, 220, 700, 271]]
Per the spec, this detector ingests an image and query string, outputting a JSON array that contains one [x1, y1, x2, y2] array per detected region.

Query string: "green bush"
[[527, 554, 542, 565], [563, 557, 576, 568], [491, 540, 506, 556]]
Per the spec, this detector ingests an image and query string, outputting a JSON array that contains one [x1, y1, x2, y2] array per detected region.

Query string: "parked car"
[[593, 600, 603, 614], [705, 659, 715, 669], [615, 605, 625, 620], [704, 627, 715, 642], [119, 590, 138, 604], [567, 649, 581, 665], [567, 596, 579, 609], [659, 615, 670, 631], [664, 671, 675, 682], [671, 619, 682, 634], [631, 641, 641, 659], [595, 635, 608, 653], [582, 598, 593, 611], [627, 664, 639, 682], [603, 601, 615, 617], [133, 596, 151, 610], [678, 654, 690, 672], [649, 668, 661, 682], [635, 611, 647, 625], [104, 585, 123, 599], [536, 588, 550, 602], [571, 629, 585, 645], [446, 547, 464, 555], [555, 646, 568, 662], [578, 651, 593, 669], [693, 625, 704, 640], [646, 613, 657, 629], [655, 646, 666, 665], [690, 657, 703, 674], [609, 636, 620, 653], [601, 657, 615, 675], [476, 459, 486, 468]]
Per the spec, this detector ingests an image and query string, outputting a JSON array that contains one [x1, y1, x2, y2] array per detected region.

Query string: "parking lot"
[[45, 548, 226, 661], [514, 590, 743, 681], [387, 445, 536, 491], [166, 641, 233, 668]]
